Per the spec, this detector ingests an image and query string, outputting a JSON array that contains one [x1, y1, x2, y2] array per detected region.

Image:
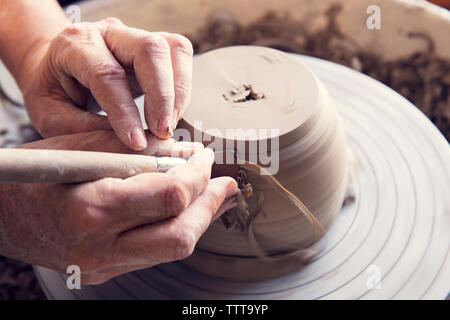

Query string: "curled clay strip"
[[238, 160, 326, 236]]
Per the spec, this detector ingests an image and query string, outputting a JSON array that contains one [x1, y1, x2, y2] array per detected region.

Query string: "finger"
[[114, 176, 238, 266], [174, 176, 238, 237], [26, 94, 111, 137], [54, 23, 147, 150], [164, 147, 215, 201], [144, 133, 204, 159], [21, 130, 202, 161], [81, 263, 154, 285], [52, 70, 90, 108], [101, 19, 180, 138], [213, 196, 238, 221], [96, 148, 215, 228], [156, 32, 193, 129], [101, 21, 175, 139]]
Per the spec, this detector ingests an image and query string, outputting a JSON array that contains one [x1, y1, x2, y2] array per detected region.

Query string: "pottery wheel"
[[34, 54, 450, 300]]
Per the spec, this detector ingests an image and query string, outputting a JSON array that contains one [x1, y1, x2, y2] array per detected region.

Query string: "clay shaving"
[[187, 4, 450, 141], [222, 158, 325, 260], [223, 84, 265, 103]]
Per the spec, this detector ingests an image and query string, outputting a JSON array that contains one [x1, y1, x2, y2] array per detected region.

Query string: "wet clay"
[[181, 46, 319, 148], [180, 46, 349, 280]]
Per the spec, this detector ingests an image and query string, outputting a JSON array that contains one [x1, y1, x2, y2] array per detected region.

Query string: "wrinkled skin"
[[0, 2, 236, 284], [21, 18, 194, 150]]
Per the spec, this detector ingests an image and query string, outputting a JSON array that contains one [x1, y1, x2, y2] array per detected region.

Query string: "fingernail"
[[178, 141, 204, 150], [157, 118, 173, 138], [131, 127, 147, 150], [189, 148, 215, 165]]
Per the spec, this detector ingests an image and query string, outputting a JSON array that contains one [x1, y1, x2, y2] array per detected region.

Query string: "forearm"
[[0, 0, 68, 90], [0, 183, 31, 260]]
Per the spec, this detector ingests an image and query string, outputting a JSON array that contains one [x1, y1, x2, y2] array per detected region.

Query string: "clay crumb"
[[223, 84, 265, 103]]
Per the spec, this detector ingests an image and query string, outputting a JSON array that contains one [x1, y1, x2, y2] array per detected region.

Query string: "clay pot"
[[177, 46, 349, 279]]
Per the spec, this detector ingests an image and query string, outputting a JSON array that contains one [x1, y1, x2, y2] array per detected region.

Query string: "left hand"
[[21, 18, 194, 151]]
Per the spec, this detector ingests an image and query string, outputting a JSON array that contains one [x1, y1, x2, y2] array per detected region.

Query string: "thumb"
[[27, 98, 111, 137]]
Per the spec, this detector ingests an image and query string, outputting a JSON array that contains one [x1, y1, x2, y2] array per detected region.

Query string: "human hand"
[[21, 18, 194, 151], [0, 131, 237, 284]]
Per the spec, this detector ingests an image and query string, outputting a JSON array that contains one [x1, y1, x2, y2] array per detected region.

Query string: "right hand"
[[0, 130, 237, 284]]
